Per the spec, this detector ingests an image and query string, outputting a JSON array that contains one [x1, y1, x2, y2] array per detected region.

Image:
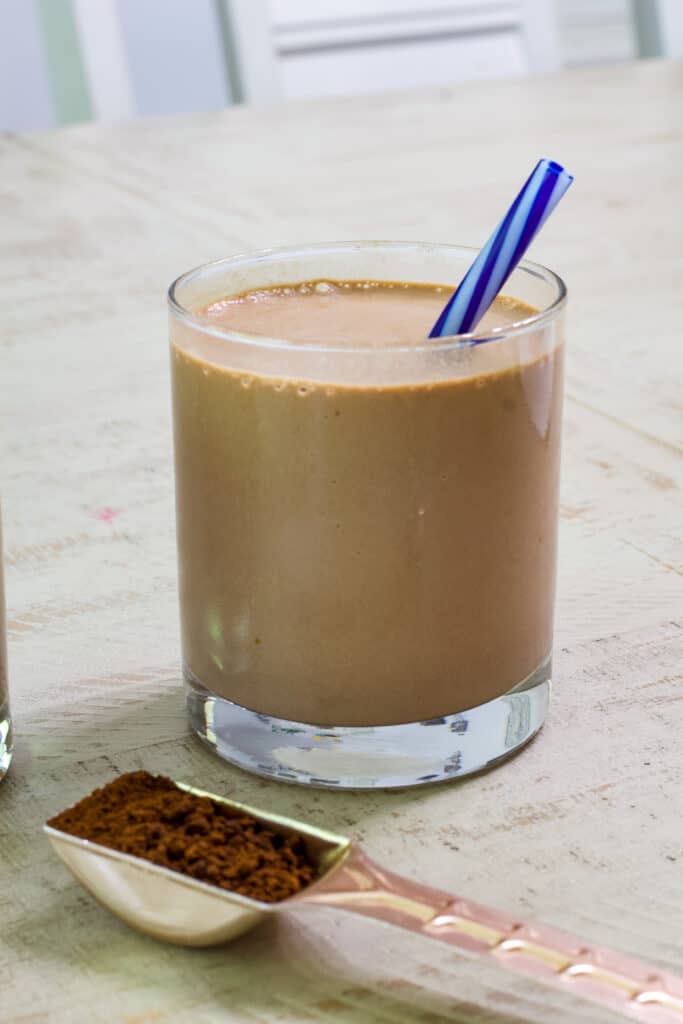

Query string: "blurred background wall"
[[1, 0, 682, 132]]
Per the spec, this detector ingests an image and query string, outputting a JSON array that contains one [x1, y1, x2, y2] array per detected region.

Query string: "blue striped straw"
[[429, 158, 573, 339]]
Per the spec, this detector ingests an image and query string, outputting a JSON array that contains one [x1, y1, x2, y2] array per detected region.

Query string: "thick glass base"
[[0, 700, 13, 782], [185, 659, 550, 789]]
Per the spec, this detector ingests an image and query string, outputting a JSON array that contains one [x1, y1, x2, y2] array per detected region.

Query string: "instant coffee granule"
[[48, 771, 316, 902]]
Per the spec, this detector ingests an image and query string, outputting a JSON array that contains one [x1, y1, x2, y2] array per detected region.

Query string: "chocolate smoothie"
[[171, 280, 563, 726]]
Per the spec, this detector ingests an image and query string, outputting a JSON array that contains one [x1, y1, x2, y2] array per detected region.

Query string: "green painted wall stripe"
[[37, 0, 92, 124]]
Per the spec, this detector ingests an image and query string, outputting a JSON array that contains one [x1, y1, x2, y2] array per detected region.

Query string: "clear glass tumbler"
[[0, 509, 13, 781], [169, 242, 566, 788]]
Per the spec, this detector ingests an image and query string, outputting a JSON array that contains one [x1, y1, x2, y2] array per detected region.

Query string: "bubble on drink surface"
[[297, 284, 311, 295], [314, 281, 335, 294], [240, 377, 252, 389], [205, 298, 233, 316]]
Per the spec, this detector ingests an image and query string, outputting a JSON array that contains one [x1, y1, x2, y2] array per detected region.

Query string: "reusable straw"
[[429, 158, 573, 339]]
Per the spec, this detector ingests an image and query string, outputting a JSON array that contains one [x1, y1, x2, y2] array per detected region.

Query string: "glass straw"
[[430, 158, 573, 339]]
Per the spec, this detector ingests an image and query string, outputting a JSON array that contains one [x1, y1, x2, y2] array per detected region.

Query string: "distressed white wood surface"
[[1, 60, 682, 1024]]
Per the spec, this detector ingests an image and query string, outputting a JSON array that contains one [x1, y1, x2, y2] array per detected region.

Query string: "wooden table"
[[2, 59, 682, 1024]]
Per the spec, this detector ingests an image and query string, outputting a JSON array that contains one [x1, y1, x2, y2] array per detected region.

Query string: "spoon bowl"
[[44, 781, 350, 946]]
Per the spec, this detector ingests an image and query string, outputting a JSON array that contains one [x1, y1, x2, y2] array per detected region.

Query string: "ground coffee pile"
[[48, 770, 316, 902]]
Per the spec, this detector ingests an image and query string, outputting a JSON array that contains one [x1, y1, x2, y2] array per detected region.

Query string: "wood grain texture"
[[1, 59, 682, 1023]]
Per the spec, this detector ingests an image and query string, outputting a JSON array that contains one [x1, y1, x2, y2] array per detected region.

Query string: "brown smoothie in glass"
[[171, 281, 563, 726]]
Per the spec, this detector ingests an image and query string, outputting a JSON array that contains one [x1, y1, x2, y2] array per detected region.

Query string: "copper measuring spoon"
[[45, 781, 683, 1022]]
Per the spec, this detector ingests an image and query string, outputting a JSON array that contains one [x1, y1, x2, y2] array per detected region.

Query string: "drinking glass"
[[169, 242, 566, 788]]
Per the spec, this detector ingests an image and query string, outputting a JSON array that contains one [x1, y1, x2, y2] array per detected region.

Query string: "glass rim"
[[168, 241, 567, 354]]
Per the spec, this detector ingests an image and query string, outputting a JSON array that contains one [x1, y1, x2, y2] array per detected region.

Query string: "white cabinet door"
[[270, 0, 519, 26], [226, 0, 562, 102], [280, 30, 527, 100]]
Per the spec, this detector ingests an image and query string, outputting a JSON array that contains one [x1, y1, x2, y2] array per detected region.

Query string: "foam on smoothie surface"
[[202, 280, 535, 346]]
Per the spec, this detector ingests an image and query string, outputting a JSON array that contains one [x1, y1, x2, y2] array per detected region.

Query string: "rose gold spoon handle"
[[302, 846, 683, 1022]]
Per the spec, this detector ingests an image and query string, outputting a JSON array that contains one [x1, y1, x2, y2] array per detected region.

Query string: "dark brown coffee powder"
[[48, 771, 316, 902]]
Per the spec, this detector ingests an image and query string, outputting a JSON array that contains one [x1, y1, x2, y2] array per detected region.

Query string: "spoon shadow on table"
[[1, 885, 547, 1024]]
